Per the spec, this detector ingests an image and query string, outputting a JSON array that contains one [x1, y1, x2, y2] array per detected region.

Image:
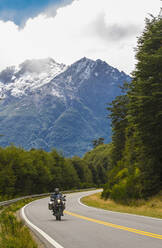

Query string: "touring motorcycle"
[[48, 194, 66, 220]]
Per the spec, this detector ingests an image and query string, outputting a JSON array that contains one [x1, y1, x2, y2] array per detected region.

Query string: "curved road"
[[21, 190, 162, 248]]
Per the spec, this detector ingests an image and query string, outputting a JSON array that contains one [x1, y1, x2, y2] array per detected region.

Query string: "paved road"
[[21, 190, 162, 248]]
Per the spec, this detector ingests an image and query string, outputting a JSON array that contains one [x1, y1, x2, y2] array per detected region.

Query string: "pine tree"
[[103, 15, 162, 201], [125, 16, 162, 197], [107, 94, 129, 167]]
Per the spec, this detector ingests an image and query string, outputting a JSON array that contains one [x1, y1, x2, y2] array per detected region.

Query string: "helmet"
[[54, 188, 59, 193]]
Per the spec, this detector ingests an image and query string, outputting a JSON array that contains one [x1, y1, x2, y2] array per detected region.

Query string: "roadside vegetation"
[[102, 15, 162, 203], [82, 191, 162, 219], [0, 198, 39, 248]]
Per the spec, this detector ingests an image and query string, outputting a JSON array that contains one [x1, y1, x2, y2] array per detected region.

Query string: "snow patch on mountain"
[[0, 58, 67, 98], [0, 57, 131, 102], [0, 56, 132, 156]]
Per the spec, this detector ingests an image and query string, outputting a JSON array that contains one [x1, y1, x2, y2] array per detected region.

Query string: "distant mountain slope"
[[0, 57, 131, 156]]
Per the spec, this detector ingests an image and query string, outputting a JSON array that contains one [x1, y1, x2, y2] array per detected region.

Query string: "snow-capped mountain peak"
[[0, 57, 131, 156], [0, 58, 67, 98]]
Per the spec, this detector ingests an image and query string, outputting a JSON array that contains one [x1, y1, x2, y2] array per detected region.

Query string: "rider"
[[50, 188, 65, 216], [50, 188, 62, 201]]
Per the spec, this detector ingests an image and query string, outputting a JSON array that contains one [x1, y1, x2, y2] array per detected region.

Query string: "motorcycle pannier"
[[48, 201, 53, 210]]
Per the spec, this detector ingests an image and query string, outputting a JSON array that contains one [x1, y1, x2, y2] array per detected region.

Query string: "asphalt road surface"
[[21, 190, 162, 248]]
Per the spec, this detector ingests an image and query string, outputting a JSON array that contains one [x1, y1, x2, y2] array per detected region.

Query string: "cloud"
[[91, 13, 140, 42], [44, 0, 73, 18], [0, 0, 161, 74]]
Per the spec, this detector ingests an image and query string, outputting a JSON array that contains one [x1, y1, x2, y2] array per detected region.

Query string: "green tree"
[[107, 94, 129, 167], [83, 144, 111, 186], [70, 156, 92, 187], [92, 137, 105, 148], [103, 15, 162, 201], [125, 16, 162, 197]]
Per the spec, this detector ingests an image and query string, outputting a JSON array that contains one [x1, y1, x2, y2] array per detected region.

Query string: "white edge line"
[[21, 202, 64, 248], [78, 197, 92, 209], [78, 193, 162, 222]]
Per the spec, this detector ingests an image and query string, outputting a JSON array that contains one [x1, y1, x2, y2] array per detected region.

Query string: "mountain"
[[0, 57, 131, 156]]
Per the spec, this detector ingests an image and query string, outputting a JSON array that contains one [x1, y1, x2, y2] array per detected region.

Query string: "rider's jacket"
[[50, 192, 63, 201]]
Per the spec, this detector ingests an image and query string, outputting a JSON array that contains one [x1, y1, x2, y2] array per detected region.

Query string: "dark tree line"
[[0, 145, 110, 200], [102, 16, 162, 203]]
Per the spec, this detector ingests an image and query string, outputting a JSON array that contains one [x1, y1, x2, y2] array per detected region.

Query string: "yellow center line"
[[64, 210, 162, 240]]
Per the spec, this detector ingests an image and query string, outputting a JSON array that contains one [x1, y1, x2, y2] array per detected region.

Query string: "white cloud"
[[0, 0, 161, 74]]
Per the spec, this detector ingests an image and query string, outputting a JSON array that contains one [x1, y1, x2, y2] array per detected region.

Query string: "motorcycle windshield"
[[56, 194, 62, 199]]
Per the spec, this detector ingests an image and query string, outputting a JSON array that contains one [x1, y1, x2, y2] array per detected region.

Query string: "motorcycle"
[[48, 194, 66, 221]]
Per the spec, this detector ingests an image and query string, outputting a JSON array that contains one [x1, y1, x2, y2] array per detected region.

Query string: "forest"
[[102, 16, 162, 203], [0, 144, 110, 200]]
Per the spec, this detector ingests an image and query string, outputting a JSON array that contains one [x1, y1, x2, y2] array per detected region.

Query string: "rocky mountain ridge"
[[0, 57, 131, 156]]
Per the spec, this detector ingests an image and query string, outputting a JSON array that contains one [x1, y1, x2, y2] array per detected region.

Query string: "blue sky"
[[0, 0, 66, 25]]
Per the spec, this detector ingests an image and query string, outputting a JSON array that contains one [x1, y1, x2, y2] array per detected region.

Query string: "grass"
[[81, 191, 162, 219], [0, 198, 39, 248]]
